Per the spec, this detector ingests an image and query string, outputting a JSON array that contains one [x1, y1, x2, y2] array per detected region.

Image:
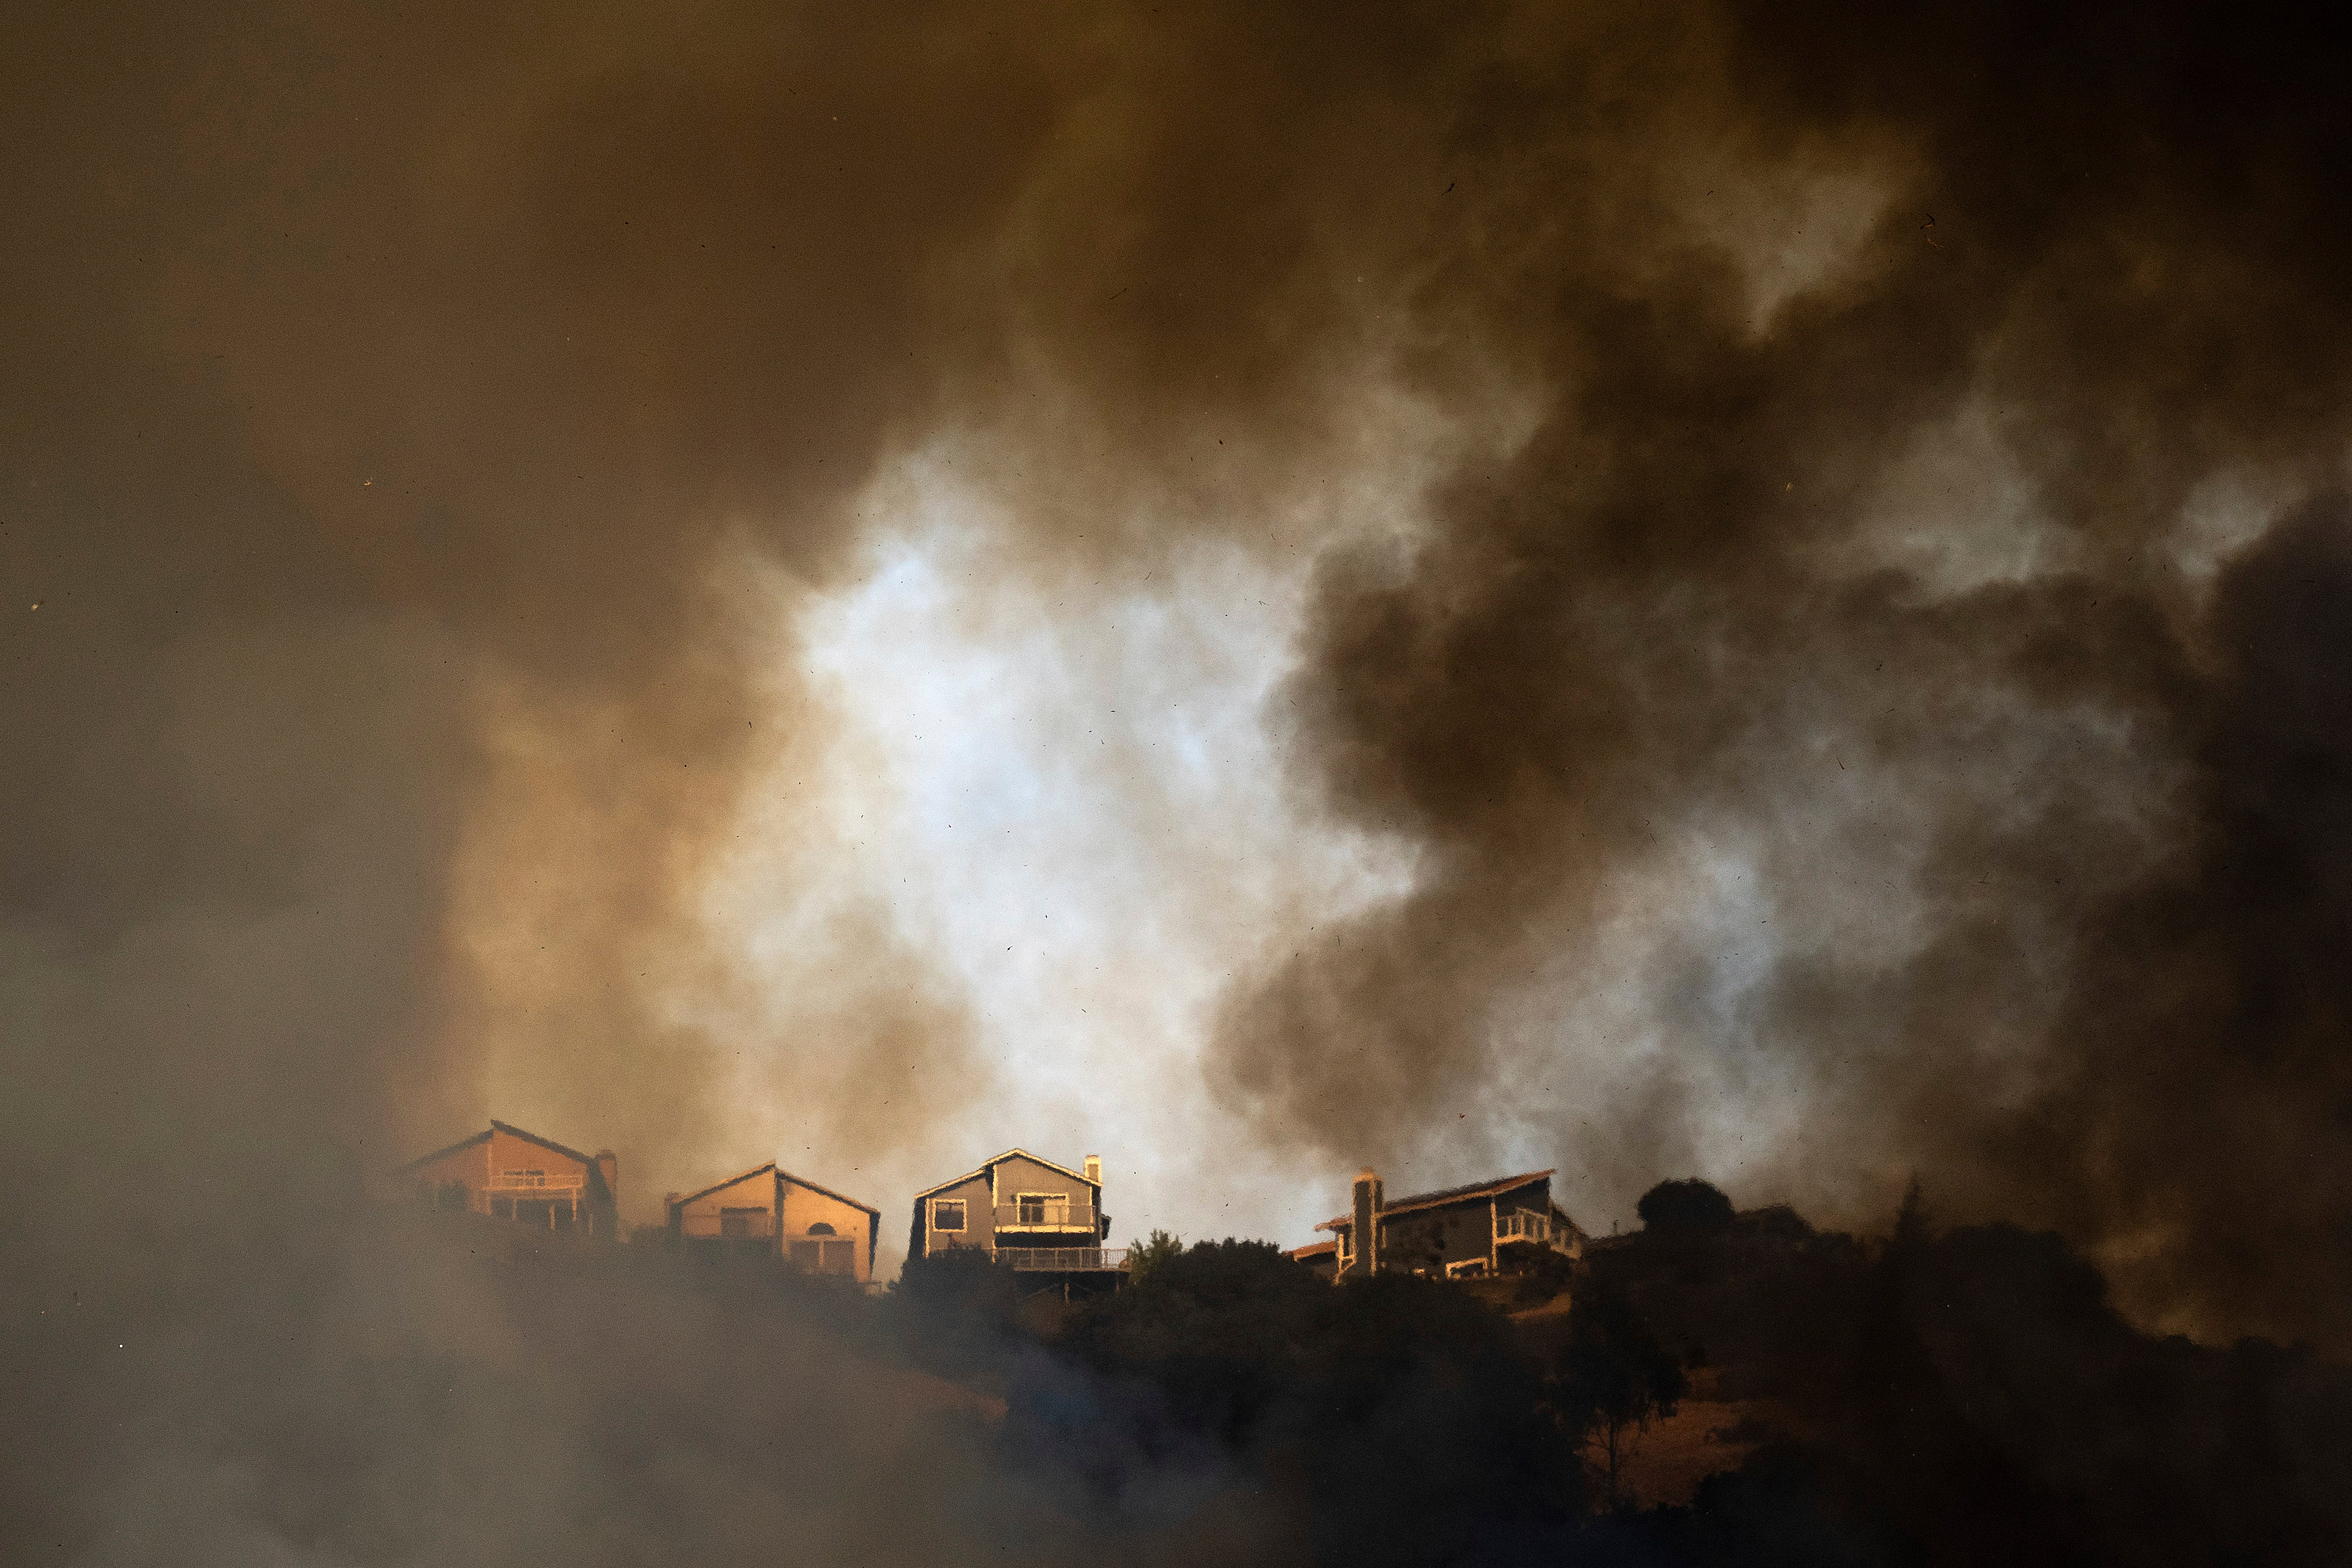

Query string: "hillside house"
[[394, 1121, 620, 1240], [665, 1164, 880, 1282], [909, 1148, 1125, 1282], [1314, 1167, 1584, 1281], [1288, 1238, 1340, 1281]]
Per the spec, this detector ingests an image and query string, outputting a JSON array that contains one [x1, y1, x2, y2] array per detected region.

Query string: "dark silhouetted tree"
[[1051, 1243, 1582, 1557], [1125, 1227, 1185, 1286], [888, 1245, 1025, 1383], [1555, 1282, 1687, 1509], [1637, 1178, 1736, 1233]]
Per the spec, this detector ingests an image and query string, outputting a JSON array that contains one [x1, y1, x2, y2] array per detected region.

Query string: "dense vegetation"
[[41, 1181, 2339, 1565], [887, 1182, 2352, 1566]]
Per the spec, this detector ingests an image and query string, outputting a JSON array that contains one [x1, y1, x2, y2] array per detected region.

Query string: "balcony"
[[490, 1172, 585, 1192], [994, 1246, 1128, 1272], [991, 1200, 1099, 1233], [1494, 1210, 1553, 1245]]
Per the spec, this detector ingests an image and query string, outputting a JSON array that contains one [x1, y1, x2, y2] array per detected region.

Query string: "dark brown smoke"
[[0, 0, 1060, 1203], [6, 0, 2352, 1555], [1206, 0, 2352, 1350]]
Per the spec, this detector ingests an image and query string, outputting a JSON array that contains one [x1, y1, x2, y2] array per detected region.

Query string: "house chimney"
[[1084, 1154, 1102, 1185], [588, 1152, 616, 1241], [1344, 1167, 1382, 1280]]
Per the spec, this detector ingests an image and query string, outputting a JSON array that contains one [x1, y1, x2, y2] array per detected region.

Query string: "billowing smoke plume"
[[1, 1, 1066, 1210], [1203, 1, 2352, 1350], [5, 0, 2352, 1554]]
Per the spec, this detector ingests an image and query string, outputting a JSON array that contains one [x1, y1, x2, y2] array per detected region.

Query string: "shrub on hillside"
[[1637, 1178, 1736, 1234], [1038, 1239, 1584, 1559], [888, 1246, 1027, 1383]]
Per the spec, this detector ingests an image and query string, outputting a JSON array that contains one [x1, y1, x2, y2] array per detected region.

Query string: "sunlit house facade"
[[665, 1163, 880, 1282], [1310, 1167, 1584, 1281], [908, 1148, 1126, 1281], [393, 1120, 621, 1240]]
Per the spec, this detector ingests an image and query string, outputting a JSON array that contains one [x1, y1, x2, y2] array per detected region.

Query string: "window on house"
[[720, 1207, 766, 1239], [790, 1238, 859, 1276], [933, 1199, 965, 1232], [806, 1221, 836, 1236]]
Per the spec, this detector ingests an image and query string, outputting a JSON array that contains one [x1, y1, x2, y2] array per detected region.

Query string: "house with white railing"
[[1299, 1167, 1584, 1283], [392, 1120, 620, 1240], [909, 1148, 1126, 1284]]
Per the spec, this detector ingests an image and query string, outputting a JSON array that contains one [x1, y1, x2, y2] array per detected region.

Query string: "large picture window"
[[932, 1198, 965, 1232], [790, 1238, 858, 1275]]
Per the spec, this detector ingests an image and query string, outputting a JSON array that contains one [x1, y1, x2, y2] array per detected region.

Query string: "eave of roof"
[[490, 1119, 605, 1169], [778, 1168, 880, 1216], [1313, 1169, 1556, 1231], [391, 1128, 492, 1174], [909, 1147, 1097, 1202], [391, 1120, 607, 1177], [1289, 1240, 1337, 1259], [672, 1161, 779, 1209]]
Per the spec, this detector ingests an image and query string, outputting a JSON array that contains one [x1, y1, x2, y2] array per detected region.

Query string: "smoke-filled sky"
[[7, 0, 2352, 1349]]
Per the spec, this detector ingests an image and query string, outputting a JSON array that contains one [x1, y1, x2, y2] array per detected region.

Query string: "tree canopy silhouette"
[[1638, 1178, 1736, 1233]]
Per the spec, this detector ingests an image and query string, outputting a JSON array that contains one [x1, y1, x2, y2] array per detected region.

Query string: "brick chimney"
[[596, 1150, 618, 1213], [1341, 1167, 1382, 1280]]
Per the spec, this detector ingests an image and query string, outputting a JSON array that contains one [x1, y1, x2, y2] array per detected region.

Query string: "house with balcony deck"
[[665, 1163, 880, 1281], [393, 1120, 620, 1240], [908, 1148, 1125, 1285], [1311, 1166, 1584, 1281]]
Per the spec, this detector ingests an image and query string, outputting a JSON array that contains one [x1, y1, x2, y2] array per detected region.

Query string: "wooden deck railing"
[[489, 1173, 585, 1192], [992, 1246, 1128, 1272], [991, 1201, 1099, 1231]]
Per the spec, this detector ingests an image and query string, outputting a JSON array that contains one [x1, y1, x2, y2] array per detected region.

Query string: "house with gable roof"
[[1302, 1166, 1585, 1282], [665, 1163, 880, 1281], [909, 1147, 1127, 1280], [392, 1120, 621, 1241]]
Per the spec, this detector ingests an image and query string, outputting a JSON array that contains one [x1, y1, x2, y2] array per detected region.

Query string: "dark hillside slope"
[[1577, 1201, 2352, 1566]]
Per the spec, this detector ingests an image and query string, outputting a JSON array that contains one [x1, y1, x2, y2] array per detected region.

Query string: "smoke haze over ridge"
[[7, 9, 2352, 1551]]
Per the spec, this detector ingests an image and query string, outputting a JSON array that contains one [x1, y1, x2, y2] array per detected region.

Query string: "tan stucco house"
[[666, 1163, 880, 1282], [392, 1120, 620, 1240]]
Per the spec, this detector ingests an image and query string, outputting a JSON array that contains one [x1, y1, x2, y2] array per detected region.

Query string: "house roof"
[[1288, 1239, 1338, 1260], [1314, 1169, 1556, 1232], [672, 1161, 778, 1209], [393, 1120, 603, 1177], [778, 1169, 881, 1217], [910, 1147, 1098, 1202], [670, 1164, 882, 1216]]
